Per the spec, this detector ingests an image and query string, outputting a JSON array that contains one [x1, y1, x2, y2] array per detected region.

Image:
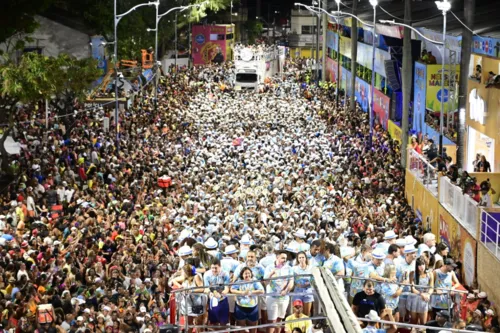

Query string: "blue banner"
[[413, 62, 427, 134], [90, 35, 107, 85], [142, 69, 154, 83], [472, 36, 500, 58], [326, 30, 338, 52], [354, 77, 370, 112]]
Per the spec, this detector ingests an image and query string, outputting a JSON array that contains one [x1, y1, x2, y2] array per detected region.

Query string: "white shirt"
[[479, 193, 492, 208]]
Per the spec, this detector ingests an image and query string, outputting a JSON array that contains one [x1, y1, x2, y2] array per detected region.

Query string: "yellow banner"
[[339, 36, 351, 57], [425, 64, 460, 113], [387, 120, 402, 143]]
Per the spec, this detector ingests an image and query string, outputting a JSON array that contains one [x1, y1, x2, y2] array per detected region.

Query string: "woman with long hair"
[[378, 264, 403, 322], [192, 243, 215, 274], [230, 267, 265, 333], [171, 264, 207, 332], [292, 251, 314, 316], [409, 257, 434, 324]]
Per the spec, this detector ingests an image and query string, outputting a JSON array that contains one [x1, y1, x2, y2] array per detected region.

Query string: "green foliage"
[[245, 20, 263, 44], [0, 53, 100, 107], [0, 0, 53, 53]]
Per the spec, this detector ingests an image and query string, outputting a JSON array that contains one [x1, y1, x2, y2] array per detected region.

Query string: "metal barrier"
[[480, 208, 500, 261], [357, 318, 488, 333], [439, 176, 479, 236], [408, 148, 438, 196]]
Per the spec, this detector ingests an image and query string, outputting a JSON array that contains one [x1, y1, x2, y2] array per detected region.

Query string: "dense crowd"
[[0, 58, 498, 333]]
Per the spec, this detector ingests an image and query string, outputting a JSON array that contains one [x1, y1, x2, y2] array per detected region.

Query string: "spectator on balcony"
[[479, 183, 493, 208], [477, 155, 492, 172], [411, 136, 422, 154], [473, 154, 482, 172], [427, 52, 437, 64], [433, 243, 449, 268], [420, 49, 429, 63], [425, 139, 438, 165]]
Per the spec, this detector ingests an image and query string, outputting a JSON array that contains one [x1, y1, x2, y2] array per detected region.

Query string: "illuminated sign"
[[469, 88, 486, 125]]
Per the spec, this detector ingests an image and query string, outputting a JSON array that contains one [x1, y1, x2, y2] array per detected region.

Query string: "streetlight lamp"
[[334, 0, 341, 108], [435, 0, 451, 158], [114, 0, 157, 151], [379, 19, 447, 156], [368, 0, 377, 149]]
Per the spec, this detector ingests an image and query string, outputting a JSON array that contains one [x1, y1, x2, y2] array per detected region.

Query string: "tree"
[[0, 0, 54, 54], [244, 20, 264, 44], [0, 53, 100, 172]]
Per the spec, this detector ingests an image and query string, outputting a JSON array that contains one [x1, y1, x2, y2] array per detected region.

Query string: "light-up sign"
[[469, 88, 487, 125]]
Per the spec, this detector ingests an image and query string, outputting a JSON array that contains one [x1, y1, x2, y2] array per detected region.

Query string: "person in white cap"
[[348, 247, 388, 303], [378, 230, 397, 254], [178, 245, 193, 269], [220, 244, 241, 321], [361, 309, 397, 333], [294, 228, 310, 253], [205, 237, 223, 260], [396, 244, 417, 321]]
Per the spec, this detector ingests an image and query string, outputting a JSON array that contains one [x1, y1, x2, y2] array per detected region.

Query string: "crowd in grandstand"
[[0, 57, 498, 333]]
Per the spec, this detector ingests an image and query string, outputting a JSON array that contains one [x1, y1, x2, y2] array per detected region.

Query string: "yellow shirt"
[[285, 313, 311, 333]]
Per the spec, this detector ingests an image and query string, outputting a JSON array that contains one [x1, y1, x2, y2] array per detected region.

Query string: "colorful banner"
[[472, 36, 500, 58], [460, 227, 477, 287], [425, 64, 460, 113], [326, 30, 339, 52], [354, 77, 370, 112], [413, 62, 427, 133], [439, 212, 460, 259], [373, 88, 390, 129], [90, 35, 107, 85], [375, 23, 403, 39], [388, 120, 402, 143], [339, 36, 352, 57], [192, 25, 232, 65], [325, 57, 338, 83], [340, 67, 353, 96]]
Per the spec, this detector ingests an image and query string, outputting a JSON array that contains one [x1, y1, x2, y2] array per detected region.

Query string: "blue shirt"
[[231, 280, 264, 307], [349, 260, 376, 297], [203, 270, 230, 300], [234, 263, 265, 281], [293, 265, 313, 288], [220, 257, 241, 275], [308, 252, 325, 267], [264, 264, 294, 300], [259, 254, 276, 268], [323, 254, 344, 276], [379, 282, 400, 310]]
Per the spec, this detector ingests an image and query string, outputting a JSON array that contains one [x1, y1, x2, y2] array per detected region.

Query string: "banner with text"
[[472, 36, 500, 58], [425, 64, 460, 113], [325, 57, 338, 83]]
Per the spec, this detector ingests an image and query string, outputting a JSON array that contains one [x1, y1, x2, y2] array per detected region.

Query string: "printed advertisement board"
[[325, 57, 338, 83], [192, 24, 233, 65], [354, 77, 370, 112], [413, 62, 427, 133], [472, 36, 500, 58], [373, 88, 390, 129], [425, 64, 460, 113]]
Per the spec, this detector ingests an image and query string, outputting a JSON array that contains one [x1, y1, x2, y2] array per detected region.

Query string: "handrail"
[[170, 273, 310, 293], [194, 316, 328, 333], [337, 274, 468, 294], [357, 318, 487, 333]]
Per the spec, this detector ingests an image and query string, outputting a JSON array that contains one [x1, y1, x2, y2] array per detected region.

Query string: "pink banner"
[[325, 57, 338, 83], [192, 25, 228, 65], [373, 88, 390, 129], [375, 23, 404, 39]]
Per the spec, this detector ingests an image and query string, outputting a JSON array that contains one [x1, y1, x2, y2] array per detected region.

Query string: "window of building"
[[301, 26, 313, 34], [226, 33, 234, 40]]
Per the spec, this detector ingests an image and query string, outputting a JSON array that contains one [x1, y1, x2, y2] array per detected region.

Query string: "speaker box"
[[384, 60, 401, 92]]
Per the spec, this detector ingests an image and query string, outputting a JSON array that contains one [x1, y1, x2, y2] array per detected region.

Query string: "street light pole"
[[315, 0, 320, 85], [335, 0, 340, 108], [114, 0, 156, 151], [175, 12, 178, 71], [368, 0, 377, 149], [436, 0, 451, 158]]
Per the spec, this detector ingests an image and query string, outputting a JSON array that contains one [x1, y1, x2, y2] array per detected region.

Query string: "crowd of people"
[[0, 56, 498, 333]]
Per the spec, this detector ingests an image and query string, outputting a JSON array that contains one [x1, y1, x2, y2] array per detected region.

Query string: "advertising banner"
[[340, 67, 352, 96], [413, 62, 427, 133], [425, 64, 460, 113], [460, 227, 477, 287], [472, 36, 500, 58], [326, 30, 339, 52], [325, 57, 338, 83], [388, 120, 402, 143], [339, 36, 351, 57], [192, 25, 228, 65], [90, 35, 107, 85], [354, 77, 370, 112], [373, 88, 390, 129], [375, 23, 403, 39]]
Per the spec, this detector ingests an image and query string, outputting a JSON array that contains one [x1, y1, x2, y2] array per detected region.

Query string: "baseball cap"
[[444, 258, 457, 268], [293, 300, 303, 307], [437, 310, 450, 319]]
